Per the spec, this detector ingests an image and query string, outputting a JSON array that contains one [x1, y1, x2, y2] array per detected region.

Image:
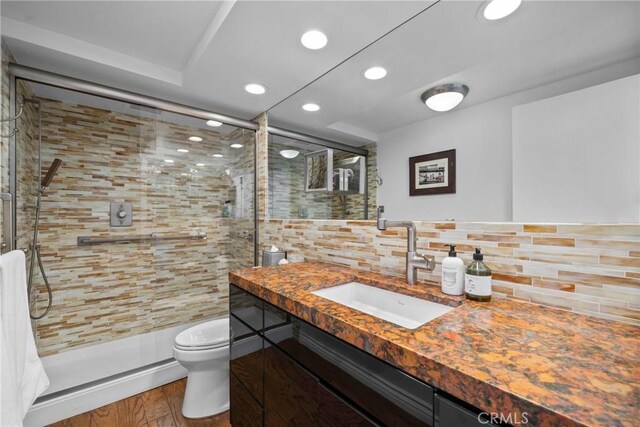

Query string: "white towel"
[[0, 250, 49, 427]]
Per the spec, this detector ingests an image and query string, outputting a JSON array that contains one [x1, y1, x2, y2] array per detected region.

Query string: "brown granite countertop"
[[230, 262, 640, 427]]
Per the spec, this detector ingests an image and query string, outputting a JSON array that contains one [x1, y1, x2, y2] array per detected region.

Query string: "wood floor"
[[48, 379, 231, 427]]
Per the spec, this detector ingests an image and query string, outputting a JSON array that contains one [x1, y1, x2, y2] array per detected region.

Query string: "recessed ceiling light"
[[421, 83, 469, 112], [244, 83, 266, 95], [302, 103, 320, 112], [164, 159, 174, 163], [206, 120, 223, 127], [230, 143, 244, 148], [212, 154, 224, 158], [188, 136, 203, 142], [177, 148, 189, 153], [280, 150, 300, 159], [196, 163, 206, 167], [364, 67, 387, 80], [301, 30, 328, 50], [480, 0, 522, 20]]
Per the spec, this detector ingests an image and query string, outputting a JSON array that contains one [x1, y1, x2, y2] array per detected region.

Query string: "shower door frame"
[[8, 64, 261, 264]]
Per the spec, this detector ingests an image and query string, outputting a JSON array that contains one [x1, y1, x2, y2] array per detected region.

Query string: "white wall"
[[377, 58, 640, 221], [513, 74, 640, 223]]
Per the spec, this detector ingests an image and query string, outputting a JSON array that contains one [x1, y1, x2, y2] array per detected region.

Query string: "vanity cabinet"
[[230, 284, 491, 427]]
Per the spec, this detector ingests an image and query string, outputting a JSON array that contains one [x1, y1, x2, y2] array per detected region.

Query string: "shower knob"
[[110, 202, 132, 227]]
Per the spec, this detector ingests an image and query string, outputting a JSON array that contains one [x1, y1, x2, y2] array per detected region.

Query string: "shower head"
[[41, 158, 62, 189]]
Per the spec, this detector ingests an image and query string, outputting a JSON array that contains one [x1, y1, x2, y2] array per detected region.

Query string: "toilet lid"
[[175, 318, 233, 349]]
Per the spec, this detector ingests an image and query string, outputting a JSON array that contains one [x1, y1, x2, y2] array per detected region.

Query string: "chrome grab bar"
[[1, 193, 13, 254], [77, 231, 207, 246]]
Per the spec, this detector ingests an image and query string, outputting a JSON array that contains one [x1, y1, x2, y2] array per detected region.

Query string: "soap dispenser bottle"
[[441, 244, 464, 296], [465, 248, 492, 302]]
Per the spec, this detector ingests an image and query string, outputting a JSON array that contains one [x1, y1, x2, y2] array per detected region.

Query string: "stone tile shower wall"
[[25, 98, 254, 356], [261, 220, 640, 325]]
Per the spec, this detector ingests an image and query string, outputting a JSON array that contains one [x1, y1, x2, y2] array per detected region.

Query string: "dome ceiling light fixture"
[[279, 150, 300, 159], [420, 83, 470, 112], [480, 0, 522, 21]]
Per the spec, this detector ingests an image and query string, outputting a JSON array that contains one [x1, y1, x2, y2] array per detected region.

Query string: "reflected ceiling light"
[[420, 83, 469, 112], [212, 154, 224, 158], [164, 159, 174, 163], [206, 120, 223, 127], [364, 66, 387, 80], [302, 103, 320, 112], [177, 148, 189, 153], [244, 83, 266, 95], [181, 173, 189, 176], [480, 0, 522, 20], [230, 143, 244, 148], [301, 30, 328, 50], [196, 163, 206, 167], [280, 150, 300, 159], [188, 136, 203, 142]]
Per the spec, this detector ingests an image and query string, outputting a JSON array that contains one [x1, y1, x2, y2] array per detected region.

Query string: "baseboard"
[[23, 360, 187, 427]]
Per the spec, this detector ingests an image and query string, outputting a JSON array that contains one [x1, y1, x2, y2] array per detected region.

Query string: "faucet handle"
[[421, 254, 436, 271]]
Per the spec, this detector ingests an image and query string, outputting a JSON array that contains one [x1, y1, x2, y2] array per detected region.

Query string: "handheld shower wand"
[[28, 158, 62, 319]]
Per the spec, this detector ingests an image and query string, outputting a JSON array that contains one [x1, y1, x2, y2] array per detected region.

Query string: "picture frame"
[[409, 149, 456, 196], [304, 149, 333, 192]]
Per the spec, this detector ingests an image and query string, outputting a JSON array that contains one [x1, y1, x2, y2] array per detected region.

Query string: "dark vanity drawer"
[[230, 283, 263, 332], [262, 300, 434, 426], [435, 394, 498, 427], [230, 314, 263, 405], [231, 372, 263, 427]]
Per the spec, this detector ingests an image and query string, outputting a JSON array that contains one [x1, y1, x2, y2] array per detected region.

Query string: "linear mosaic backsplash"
[[261, 219, 640, 325]]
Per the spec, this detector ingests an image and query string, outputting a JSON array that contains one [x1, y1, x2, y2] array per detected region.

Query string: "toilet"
[[173, 317, 233, 419]]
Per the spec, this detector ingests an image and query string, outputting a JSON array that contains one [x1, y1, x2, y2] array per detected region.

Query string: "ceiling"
[[1, 0, 430, 119], [268, 0, 640, 145], [2, 1, 639, 147]]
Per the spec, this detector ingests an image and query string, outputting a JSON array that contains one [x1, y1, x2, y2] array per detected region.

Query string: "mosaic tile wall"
[[261, 219, 640, 325], [18, 96, 255, 356]]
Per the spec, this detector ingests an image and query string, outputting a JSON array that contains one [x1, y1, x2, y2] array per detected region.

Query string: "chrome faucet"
[[376, 206, 435, 285]]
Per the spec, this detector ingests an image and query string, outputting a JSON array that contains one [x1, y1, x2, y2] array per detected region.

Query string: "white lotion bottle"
[[441, 244, 465, 295]]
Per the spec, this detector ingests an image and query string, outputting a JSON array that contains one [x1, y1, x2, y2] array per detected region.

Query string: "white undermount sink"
[[312, 282, 455, 329]]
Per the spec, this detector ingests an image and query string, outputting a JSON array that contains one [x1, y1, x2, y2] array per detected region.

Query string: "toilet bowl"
[[173, 318, 232, 419]]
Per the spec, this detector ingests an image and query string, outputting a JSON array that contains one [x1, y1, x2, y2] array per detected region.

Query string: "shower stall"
[[1, 61, 257, 423]]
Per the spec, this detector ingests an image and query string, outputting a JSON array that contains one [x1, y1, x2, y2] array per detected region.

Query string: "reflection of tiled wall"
[[25, 98, 254, 356], [261, 219, 640, 325], [268, 140, 376, 220]]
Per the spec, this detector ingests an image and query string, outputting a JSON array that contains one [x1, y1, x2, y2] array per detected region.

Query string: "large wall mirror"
[[268, 0, 640, 222]]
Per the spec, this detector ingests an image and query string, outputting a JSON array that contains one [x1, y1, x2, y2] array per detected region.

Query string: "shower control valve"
[[110, 202, 133, 227]]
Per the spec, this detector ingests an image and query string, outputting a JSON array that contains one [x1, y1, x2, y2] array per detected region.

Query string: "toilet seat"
[[174, 340, 229, 351], [174, 318, 233, 351]]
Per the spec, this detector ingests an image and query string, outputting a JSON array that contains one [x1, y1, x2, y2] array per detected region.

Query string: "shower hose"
[[27, 187, 53, 320]]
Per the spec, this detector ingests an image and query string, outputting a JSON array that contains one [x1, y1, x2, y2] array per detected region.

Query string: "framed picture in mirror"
[[304, 149, 333, 192], [409, 149, 456, 196]]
